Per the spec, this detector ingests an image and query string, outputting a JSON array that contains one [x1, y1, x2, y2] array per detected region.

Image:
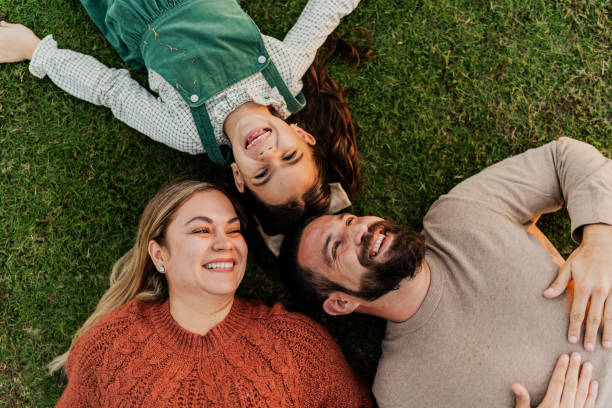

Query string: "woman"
[[50, 179, 372, 406], [0, 0, 365, 235]]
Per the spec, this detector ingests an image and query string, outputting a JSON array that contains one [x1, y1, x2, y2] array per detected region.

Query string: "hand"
[[543, 224, 612, 351], [0, 21, 41, 62], [513, 353, 598, 408]]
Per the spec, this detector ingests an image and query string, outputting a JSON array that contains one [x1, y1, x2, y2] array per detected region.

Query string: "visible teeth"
[[372, 234, 384, 256], [204, 262, 233, 270], [246, 130, 271, 149]]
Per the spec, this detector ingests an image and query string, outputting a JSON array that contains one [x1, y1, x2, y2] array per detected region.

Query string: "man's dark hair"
[[280, 216, 347, 307], [280, 217, 427, 308]]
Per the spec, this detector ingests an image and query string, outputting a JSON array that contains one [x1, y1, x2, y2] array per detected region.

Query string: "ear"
[[148, 240, 166, 273], [230, 162, 245, 193], [290, 124, 316, 146], [322, 292, 361, 316]]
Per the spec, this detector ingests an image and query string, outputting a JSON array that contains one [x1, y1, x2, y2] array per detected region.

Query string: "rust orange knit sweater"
[[56, 298, 372, 407]]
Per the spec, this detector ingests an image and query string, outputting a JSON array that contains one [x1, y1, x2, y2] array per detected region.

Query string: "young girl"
[[0, 0, 364, 234]]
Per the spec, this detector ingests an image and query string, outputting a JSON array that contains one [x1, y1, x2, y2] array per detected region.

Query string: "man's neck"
[[359, 260, 431, 323]]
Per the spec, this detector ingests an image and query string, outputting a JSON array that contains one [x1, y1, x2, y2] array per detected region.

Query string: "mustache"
[[359, 220, 405, 264]]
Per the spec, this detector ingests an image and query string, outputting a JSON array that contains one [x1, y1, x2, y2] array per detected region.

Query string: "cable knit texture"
[[56, 298, 372, 407]]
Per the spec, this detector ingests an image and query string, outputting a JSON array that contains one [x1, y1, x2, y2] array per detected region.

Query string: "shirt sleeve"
[[439, 137, 612, 243], [282, 0, 361, 80], [29, 35, 203, 155]]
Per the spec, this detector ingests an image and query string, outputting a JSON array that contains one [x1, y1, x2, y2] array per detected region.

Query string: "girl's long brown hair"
[[295, 28, 372, 198], [246, 29, 372, 236]]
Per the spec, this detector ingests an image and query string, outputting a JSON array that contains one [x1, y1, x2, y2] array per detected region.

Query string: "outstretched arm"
[[282, 0, 361, 80], [0, 22, 202, 155]]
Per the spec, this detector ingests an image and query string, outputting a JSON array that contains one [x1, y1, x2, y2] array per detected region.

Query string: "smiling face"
[[297, 213, 425, 301], [149, 190, 248, 301], [225, 105, 318, 206]]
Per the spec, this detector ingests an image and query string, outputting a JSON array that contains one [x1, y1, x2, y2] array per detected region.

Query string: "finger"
[[569, 281, 590, 344], [584, 290, 606, 351], [560, 353, 581, 408], [542, 354, 570, 404], [544, 263, 573, 298], [584, 381, 598, 408], [511, 384, 531, 408], [574, 361, 592, 408], [603, 299, 612, 349]]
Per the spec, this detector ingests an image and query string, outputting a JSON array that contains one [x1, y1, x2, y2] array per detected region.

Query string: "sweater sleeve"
[[55, 333, 103, 408], [268, 312, 373, 407], [282, 0, 361, 80], [440, 137, 612, 243], [29, 35, 203, 155]]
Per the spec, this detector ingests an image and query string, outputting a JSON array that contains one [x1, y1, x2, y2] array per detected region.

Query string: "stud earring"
[[159, 266, 165, 273]]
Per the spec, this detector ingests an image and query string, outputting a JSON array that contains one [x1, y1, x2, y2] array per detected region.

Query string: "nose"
[[347, 218, 368, 246], [258, 144, 278, 160], [212, 231, 233, 252]]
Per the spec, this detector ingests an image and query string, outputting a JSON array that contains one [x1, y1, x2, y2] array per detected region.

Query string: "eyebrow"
[[251, 151, 304, 187], [322, 213, 348, 266], [184, 216, 240, 226]]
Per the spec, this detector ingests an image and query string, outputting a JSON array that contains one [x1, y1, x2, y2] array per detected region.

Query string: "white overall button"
[[258, 55, 266, 64], [190, 94, 199, 103]]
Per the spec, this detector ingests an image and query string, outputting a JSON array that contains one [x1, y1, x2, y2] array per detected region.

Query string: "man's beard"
[[348, 220, 426, 301]]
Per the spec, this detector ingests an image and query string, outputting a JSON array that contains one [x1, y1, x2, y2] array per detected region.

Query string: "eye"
[[282, 150, 297, 161], [254, 168, 268, 179], [345, 216, 355, 227], [332, 240, 343, 261], [193, 227, 210, 234]]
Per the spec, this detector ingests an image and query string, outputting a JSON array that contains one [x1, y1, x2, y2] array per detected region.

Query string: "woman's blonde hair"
[[48, 180, 242, 373]]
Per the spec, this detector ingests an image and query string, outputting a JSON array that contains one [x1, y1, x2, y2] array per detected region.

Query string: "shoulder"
[[69, 300, 156, 362], [239, 299, 340, 352]]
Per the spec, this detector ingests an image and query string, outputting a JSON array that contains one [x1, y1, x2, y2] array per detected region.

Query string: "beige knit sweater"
[[373, 138, 612, 407]]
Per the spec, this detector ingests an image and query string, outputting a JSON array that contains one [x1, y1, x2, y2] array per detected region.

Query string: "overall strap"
[[191, 107, 231, 164], [261, 63, 306, 113], [193, 59, 304, 165]]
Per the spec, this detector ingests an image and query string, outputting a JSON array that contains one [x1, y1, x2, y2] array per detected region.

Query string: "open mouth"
[[203, 261, 235, 271], [369, 230, 387, 258], [245, 127, 272, 149]]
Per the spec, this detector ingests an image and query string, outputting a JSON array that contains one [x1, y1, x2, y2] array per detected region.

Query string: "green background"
[[0, 0, 610, 405]]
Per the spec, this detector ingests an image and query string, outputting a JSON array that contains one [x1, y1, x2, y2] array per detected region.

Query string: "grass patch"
[[1, 0, 610, 406]]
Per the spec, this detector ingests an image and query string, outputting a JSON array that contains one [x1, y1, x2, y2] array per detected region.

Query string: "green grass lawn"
[[1, 0, 611, 405]]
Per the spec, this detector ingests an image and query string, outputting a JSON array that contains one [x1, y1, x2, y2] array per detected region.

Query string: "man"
[[281, 138, 612, 407]]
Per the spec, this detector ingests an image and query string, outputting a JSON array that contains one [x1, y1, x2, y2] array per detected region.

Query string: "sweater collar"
[[148, 297, 252, 355]]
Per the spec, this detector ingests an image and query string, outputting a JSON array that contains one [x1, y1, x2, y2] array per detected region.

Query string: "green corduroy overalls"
[[81, 0, 306, 164]]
